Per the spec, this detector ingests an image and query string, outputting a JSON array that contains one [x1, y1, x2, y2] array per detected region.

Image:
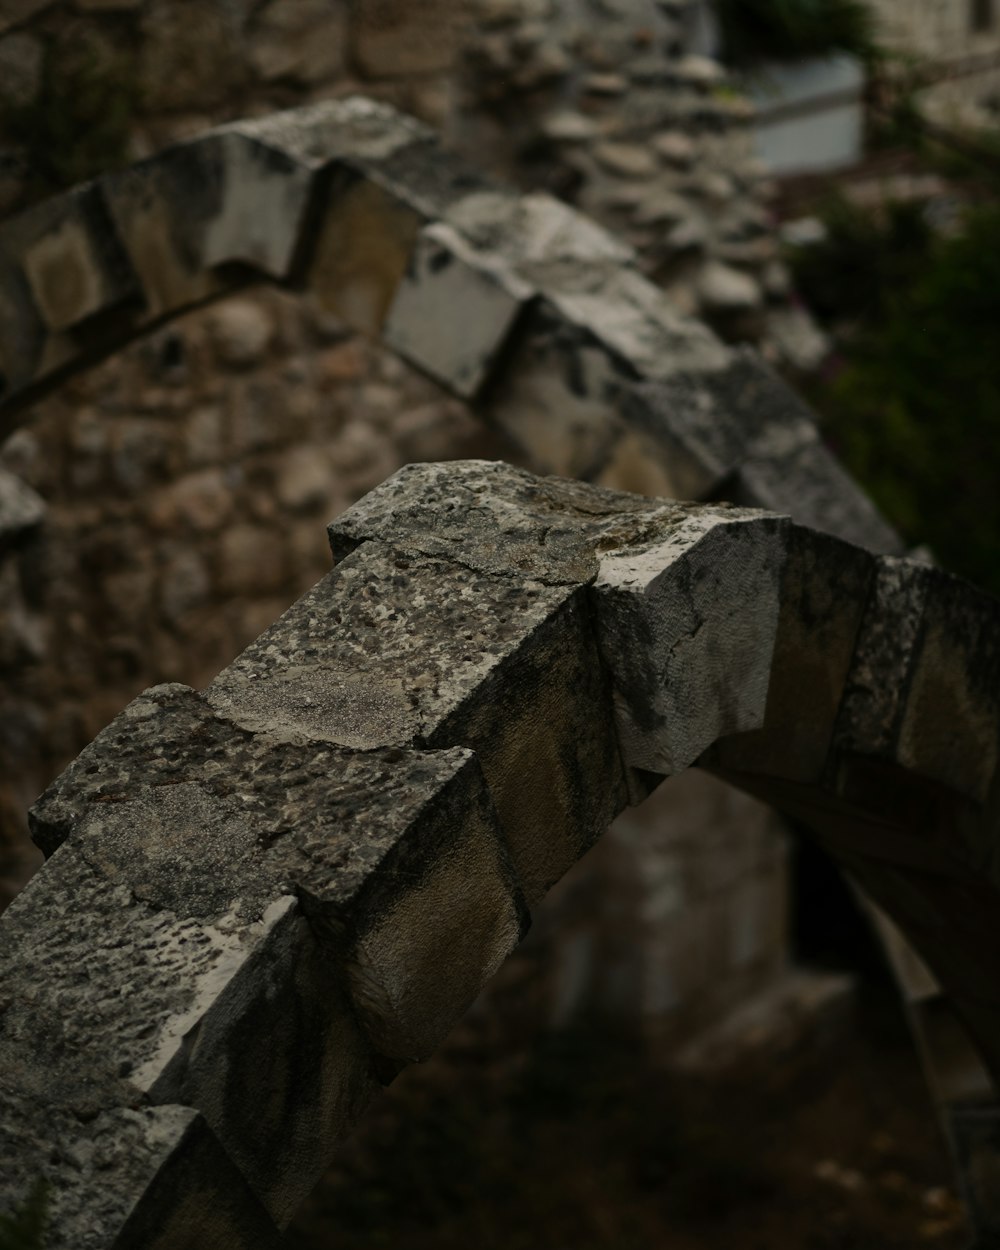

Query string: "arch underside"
[[1, 101, 999, 1243]]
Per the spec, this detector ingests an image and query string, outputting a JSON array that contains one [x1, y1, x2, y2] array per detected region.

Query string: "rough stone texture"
[[0, 464, 44, 551], [102, 133, 311, 320], [0, 1094, 285, 1250], [594, 508, 788, 779], [708, 527, 876, 784], [329, 460, 787, 781], [31, 683, 525, 1061], [0, 181, 138, 398], [208, 531, 627, 902], [0, 78, 978, 1241], [6, 457, 1000, 1242], [17, 680, 525, 1227], [384, 221, 532, 398]]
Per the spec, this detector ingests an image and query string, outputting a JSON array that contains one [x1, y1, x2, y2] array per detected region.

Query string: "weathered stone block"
[[595, 509, 789, 778], [712, 354, 902, 554], [0, 183, 138, 401], [0, 1093, 284, 1250], [482, 302, 629, 478], [103, 131, 315, 321], [617, 373, 747, 500], [384, 221, 532, 398], [834, 557, 930, 766], [225, 95, 431, 171], [328, 459, 788, 797], [446, 188, 634, 276], [325, 459, 683, 585], [303, 164, 425, 336], [709, 527, 875, 783], [897, 572, 1000, 807], [31, 684, 524, 1069], [207, 537, 627, 901]]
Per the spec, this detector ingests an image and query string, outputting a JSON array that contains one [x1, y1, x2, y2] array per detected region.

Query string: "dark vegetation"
[[714, 0, 876, 67], [791, 151, 1000, 594]]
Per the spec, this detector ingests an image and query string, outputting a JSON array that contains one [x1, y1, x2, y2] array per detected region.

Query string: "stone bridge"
[[1, 99, 999, 1244]]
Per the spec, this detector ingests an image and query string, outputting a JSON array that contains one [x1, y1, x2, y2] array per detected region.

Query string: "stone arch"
[[0, 97, 896, 553], [1, 101, 998, 1241], [3, 459, 1000, 1246]]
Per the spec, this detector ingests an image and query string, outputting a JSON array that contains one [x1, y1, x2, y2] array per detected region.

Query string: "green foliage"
[[0, 1181, 49, 1250], [791, 196, 934, 324], [714, 0, 877, 68], [2, 32, 140, 200], [796, 200, 1000, 594]]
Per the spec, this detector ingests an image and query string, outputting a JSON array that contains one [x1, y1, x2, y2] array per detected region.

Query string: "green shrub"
[[714, 0, 877, 67], [797, 200, 1000, 594]]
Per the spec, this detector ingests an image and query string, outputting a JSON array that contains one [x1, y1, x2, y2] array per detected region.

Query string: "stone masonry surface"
[[3, 459, 1000, 1245]]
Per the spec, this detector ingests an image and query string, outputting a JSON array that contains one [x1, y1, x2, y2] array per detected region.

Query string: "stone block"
[[26, 684, 525, 1205], [326, 459, 686, 584], [737, 437, 902, 556], [103, 131, 315, 322], [207, 538, 627, 901], [303, 164, 425, 336], [482, 302, 628, 478], [834, 557, 930, 766], [328, 459, 791, 798], [0, 182, 138, 401], [897, 572, 1000, 807], [224, 96, 432, 171], [447, 186, 632, 277], [710, 527, 875, 783], [0, 1092, 284, 1249], [208, 298, 275, 369], [594, 509, 789, 777], [617, 374, 747, 500], [384, 221, 532, 398]]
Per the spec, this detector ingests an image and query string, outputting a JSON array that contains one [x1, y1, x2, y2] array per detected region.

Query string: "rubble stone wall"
[[4, 458, 1000, 1245]]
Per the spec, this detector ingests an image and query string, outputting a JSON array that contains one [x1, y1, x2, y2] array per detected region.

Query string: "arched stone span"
[[0, 97, 898, 556], [2, 460, 1000, 1246], [0, 101, 996, 1239]]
